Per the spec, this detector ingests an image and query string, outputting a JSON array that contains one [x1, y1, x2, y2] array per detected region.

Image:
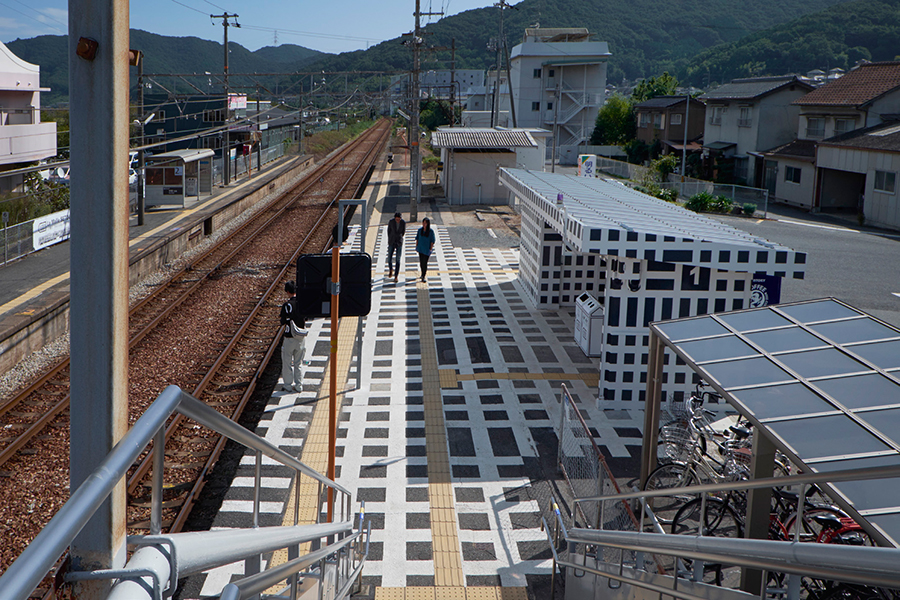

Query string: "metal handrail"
[[218, 534, 360, 600], [0, 385, 352, 600], [573, 462, 900, 505], [566, 528, 900, 590]]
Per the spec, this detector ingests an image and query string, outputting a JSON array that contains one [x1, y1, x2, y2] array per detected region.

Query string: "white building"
[[431, 127, 548, 204], [499, 168, 806, 407], [508, 29, 610, 160], [0, 41, 57, 192]]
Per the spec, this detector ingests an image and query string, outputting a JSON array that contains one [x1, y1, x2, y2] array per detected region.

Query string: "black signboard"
[[295, 253, 372, 317]]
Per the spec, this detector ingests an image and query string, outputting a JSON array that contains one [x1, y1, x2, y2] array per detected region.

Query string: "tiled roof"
[[793, 62, 900, 107], [431, 128, 538, 149], [818, 121, 900, 152], [701, 76, 812, 101], [634, 96, 688, 109], [765, 139, 817, 160]]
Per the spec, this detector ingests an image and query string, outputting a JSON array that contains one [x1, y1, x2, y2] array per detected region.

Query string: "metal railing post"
[[150, 428, 165, 535], [254, 449, 262, 528]]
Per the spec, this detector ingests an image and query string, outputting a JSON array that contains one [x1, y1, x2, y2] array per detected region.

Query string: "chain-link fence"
[[557, 384, 641, 566], [0, 219, 35, 265]]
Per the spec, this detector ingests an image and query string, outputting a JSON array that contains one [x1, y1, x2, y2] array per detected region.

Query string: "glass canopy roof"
[[653, 298, 900, 547]]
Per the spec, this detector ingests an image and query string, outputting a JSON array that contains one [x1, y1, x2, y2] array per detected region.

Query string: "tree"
[[632, 72, 679, 103], [590, 94, 636, 145]]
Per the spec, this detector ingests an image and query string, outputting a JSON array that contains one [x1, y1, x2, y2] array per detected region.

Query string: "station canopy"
[[652, 298, 900, 547], [499, 168, 805, 276]]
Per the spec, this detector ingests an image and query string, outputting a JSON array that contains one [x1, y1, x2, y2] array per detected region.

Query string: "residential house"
[[0, 40, 56, 192], [700, 76, 813, 187], [430, 127, 548, 204], [814, 122, 900, 229], [508, 28, 610, 160], [633, 96, 705, 152], [764, 61, 900, 210]]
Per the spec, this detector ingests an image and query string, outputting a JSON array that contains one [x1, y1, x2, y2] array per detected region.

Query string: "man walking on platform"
[[279, 281, 308, 392], [387, 211, 405, 282]]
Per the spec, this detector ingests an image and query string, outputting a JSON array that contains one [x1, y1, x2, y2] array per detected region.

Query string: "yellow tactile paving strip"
[[439, 368, 600, 388], [375, 587, 527, 599], [269, 165, 392, 567], [417, 278, 466, 587]]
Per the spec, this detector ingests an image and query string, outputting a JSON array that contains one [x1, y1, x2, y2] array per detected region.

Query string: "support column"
[[68, 2, 131, 598], [741, 432, 777, 594], [640, 331, 665, 487]]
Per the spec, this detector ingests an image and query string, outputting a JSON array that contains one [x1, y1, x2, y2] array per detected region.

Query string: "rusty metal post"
[[68, 1, 131, 597]]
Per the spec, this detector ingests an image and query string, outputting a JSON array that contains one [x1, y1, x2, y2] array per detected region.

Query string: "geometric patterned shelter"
[[499, 168, 807, 408], [649, 298, 900, 547]]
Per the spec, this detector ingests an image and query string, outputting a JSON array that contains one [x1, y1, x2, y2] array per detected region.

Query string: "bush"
[[685, 191, 713, 212], [742, 203, 757, 216], [658, 187, 678, 202], [710, 195, 733, 213]]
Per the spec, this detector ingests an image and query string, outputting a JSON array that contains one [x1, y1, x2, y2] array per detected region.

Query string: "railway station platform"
[[177, 161, 647, 599], [0, 153, 315, 375]]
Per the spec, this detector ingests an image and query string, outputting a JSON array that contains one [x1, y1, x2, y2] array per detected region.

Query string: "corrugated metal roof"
[[701, 76, 811, 101], [431, 128, 538, 149], [794, 62, 900, 107], [635, 96, 688, 109]]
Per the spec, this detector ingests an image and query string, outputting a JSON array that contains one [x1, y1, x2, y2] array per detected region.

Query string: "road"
[[714, 205, 900, 328]]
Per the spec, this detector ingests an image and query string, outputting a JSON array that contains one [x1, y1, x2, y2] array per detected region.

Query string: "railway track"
[[0, 119, 392, 587]]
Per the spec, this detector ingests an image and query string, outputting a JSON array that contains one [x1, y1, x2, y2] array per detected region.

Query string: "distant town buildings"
[[0, 40, 56, 193]]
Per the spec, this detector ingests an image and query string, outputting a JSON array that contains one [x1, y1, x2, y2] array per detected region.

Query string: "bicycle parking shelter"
[[642, 298, 900, 566]]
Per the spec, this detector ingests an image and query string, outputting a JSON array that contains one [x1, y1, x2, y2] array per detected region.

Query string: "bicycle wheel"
[[671, 496, 744, 587], [783, 506, 848, 543], [642, 462, 700, 528]]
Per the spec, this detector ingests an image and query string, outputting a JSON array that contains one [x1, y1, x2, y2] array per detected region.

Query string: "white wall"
[[448, 151, 517, 205], [817, 145, 900, 230], [773, 157, 816, 208]]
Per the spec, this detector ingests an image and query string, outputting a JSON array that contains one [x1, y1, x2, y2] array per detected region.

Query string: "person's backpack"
[[283, 301, 307, 337]]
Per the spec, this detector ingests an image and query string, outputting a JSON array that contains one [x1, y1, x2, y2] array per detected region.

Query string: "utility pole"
[[495, 0, 518, 127], [450, 38, 456, 126], [211, 12, 240, 185], [406, 0, 442, 222]]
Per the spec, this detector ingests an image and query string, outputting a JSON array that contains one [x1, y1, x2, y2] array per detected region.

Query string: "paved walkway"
[[180, 163, 648, 599]]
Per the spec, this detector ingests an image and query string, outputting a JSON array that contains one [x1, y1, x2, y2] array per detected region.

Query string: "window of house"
[[639, 112, 651, 128], [533, 68, 541, 78], [785, 165, 802, 184], [670, 113, 683, 125], [547, 101, 553, 111], [710, 106, 723, 125], [738, 106, 752, 127], [548, 69, 555, 77], [834, 118, 856, 135], [653, 113, 663, 129], [806, 117, 825, 138], [874, 170, 896, 193], [531, 101, 540, 111]]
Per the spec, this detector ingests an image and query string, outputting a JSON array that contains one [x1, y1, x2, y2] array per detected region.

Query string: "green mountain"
[[4, 30, 328, 105], [299, 0, 850, 84], [683, 0, 900, 85]]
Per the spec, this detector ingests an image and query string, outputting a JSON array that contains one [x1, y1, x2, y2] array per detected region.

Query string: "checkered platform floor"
[[180, 222, 648, 597]]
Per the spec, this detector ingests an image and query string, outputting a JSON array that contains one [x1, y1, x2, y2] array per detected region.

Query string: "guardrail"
[[0, 385, 363, 600], [562, 465, 900, 600]]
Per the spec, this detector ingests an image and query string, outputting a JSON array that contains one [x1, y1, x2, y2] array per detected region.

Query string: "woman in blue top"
[[414, 217, 436, 282]]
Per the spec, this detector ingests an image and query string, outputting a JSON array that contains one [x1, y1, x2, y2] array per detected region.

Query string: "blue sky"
[[0, 0, 494, 54]]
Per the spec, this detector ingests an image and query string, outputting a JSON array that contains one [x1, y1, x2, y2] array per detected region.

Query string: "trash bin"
[[574, 293, 604, 357]]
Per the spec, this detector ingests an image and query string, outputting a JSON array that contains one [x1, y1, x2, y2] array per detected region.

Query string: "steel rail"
[[0, 121, 389, 473], [127, 120, 390, 524], [2, 120, 390, 600]]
